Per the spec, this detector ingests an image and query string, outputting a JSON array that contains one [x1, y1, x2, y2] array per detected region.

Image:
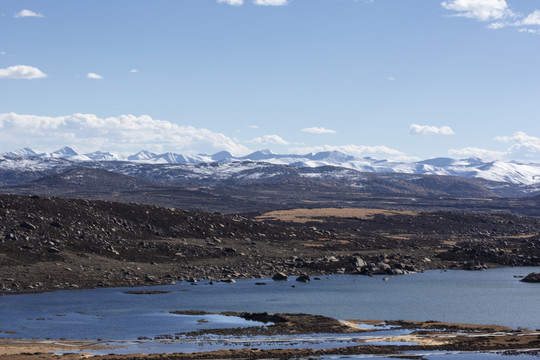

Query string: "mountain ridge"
[[2, 146, 540, 186]]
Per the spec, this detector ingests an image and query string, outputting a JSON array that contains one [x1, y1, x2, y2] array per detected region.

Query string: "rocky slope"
[[1, 194, 539, 294]]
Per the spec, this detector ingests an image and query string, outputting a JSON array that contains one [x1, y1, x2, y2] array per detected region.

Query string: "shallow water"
[[1, 267, 539, 344], [319, 354, 540, 359], [83, 330, 416, 356]]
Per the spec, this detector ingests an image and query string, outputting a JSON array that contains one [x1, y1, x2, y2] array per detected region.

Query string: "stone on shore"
[[520, 272, 540, 283], [272, 272, 288, 281]]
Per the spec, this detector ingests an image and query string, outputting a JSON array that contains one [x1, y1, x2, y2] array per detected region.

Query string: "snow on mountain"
[[4, 147, 39, 157], [3, 146, 540, 186], [83, 151, 124, 161], [418, 157, 458, 167], [69, 154, 92, 161], [127, 150, 158, 161], [308, 150, 356, 163], [43, 146, 80, 159], [474, 161, 540, 185], [150, 152, 212, 164], [240, 149, 277, 161], [211, 151, 233, 162]]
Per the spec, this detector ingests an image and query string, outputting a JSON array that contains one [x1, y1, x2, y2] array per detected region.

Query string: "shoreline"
[[1, 314, 540, 359], [1, 265, 537, 297]]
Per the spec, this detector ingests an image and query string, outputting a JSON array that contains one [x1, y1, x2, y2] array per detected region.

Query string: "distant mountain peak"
[[309, 150, 355, 162], [241, 149, 276, 161], [5, 147, 38, 157], [3, 146, 540, 185], [128, 150, 158, 161], [211, 151, 233, 162], [84, 151, 123, 161], [50, 146, 79, 157]]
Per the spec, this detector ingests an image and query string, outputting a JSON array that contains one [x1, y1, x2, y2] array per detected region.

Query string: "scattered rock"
[[19, 222, 36, 231], [520, 272, 540, 283], [272, 272, 288, 281], [144, 275, 156, 282], [351, 257, 366, 268], [50, 221, 62, 228]]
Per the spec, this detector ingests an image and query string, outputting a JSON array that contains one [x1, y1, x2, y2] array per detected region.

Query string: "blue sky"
[[1, 0, 540, 161]]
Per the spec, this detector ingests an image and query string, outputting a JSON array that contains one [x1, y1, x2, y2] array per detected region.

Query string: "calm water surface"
[[1, 267, 539, 341]]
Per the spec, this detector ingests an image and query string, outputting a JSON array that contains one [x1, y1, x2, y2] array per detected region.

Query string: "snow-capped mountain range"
[[2, 146, 540, 186]]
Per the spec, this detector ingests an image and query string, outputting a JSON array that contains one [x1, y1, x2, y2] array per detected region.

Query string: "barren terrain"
[[1, 194, 539, 293]]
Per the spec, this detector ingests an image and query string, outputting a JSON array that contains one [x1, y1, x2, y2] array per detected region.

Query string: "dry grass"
[[0, 339, 111, 357], [257, 208, 418, 223]]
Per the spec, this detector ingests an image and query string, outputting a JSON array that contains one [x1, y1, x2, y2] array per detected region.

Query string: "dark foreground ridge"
[[1, 194, 539, 293]]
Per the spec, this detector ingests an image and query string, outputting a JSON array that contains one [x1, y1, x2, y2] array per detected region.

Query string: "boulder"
[[50, 221, 63, 228], [351, 257, 366, 268], [20, 222, 36, 231], [272, 272, 288, 281], [520, 272, 540, 283], [296, 275, 310, 283]]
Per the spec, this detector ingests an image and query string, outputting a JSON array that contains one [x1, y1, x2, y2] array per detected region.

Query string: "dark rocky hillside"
[[4, 167, 540, 217], [1, 194, 539, 294], [353, 173, 498, 198], [1, 167, 258, 212], [26, 167, 158, 190]]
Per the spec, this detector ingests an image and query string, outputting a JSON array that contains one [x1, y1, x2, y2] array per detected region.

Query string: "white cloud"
[[0, 51, 6, 56], [14, 9, 44, 18], [495, 131, 539, 144], [249, 134, 290, 145], [218, 0, 244, 5], [441, 0, 513, 21], [290, 144, 405, 157], [387, 76, 396, 81], [488, 9, 540, 31], [441, 1, 540, 34], [487, 21, 507, 29], [253, 0, 288, 5], [0, 65, 47, 79], [130, 69, 138, 73], [87, 72, 103, 80], [0, 113, 250, 155], [217, 0, 288, 6], [448, 147, 506, 160], [520, 10, 540, 25], [302, 127, 337, 134], [495, 131, 540, 158], [518, 28, 540, 34], [409, 124, 455, 136], [450, 132, 540, 161], [513, 10, 540, 33], [248, 125, 259, 129]]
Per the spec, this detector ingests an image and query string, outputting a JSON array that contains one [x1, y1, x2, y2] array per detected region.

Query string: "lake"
[[1, 267, 539, 343]]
